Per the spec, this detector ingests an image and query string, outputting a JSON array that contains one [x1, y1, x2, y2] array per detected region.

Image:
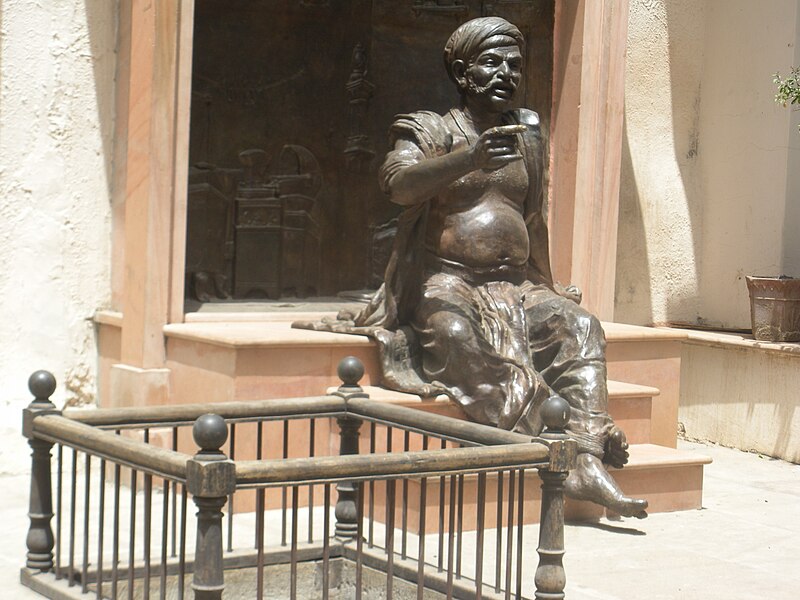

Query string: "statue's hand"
[[555, 283, 582, 305], [470, 125, 526, 171]]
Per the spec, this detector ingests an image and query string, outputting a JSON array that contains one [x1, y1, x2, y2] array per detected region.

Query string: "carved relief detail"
[[482, 0, 540, 18], [234, 146, 322, 299], [344, 43, 376, 173], [412, 1, 468, 16]]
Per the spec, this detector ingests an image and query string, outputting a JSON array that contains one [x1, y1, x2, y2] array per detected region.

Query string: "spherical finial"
[[337, 356, 364, 387], [28, 370, 57, 401], [540, 396, 570, 432], [192, 414, 228, 453]]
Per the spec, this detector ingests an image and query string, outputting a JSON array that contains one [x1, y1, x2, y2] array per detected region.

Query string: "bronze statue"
[[296, 17, 647, 518]]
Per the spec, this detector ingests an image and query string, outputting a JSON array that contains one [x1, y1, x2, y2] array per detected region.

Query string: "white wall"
[[0, 0, 117, 468], [616, 0, 800, 329]]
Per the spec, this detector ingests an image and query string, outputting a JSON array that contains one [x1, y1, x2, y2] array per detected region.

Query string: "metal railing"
[[21, 357, 576, 600]]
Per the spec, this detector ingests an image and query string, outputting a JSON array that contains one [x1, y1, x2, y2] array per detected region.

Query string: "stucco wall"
[[0, 0, 117, 467], [616, 0, 800, 329]]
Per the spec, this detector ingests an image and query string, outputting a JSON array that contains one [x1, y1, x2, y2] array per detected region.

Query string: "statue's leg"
[[523, 285, 648, 517], [413, 275, 544, 429], [523, 286, 616, 458]]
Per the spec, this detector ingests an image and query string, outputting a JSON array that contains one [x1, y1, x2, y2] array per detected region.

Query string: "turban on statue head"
[[443, 17, 525, 85]]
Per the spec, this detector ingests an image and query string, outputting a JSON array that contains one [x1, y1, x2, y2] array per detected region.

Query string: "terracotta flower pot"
[[745, 276, 800, 342]]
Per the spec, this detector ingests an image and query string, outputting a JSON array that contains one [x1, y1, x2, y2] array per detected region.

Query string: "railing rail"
[[62, 395, 346, 429], [32, 415, 189, 481], [21, 358, 577, 600], [235, 442, 550, 487]]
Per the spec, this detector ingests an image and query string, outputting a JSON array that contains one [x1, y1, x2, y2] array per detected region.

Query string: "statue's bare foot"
[[566, 454, 648, 519], [604, 426, 630, 469]]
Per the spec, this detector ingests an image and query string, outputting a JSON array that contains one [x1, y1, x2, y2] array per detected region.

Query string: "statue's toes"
[[605, 454, 629, 469], [610, 496, 648, 519]]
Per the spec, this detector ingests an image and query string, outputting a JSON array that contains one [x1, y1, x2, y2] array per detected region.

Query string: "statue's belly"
[[435, 195, 530, 268]]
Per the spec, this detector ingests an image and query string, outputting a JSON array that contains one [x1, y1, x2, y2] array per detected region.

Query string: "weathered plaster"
[[617, 0, 800, 329], [0, 0, 117, 460], [616, 0, 704, 326]]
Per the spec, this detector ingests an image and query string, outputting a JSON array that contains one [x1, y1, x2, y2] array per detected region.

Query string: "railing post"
[[535, 397, 577, 600], [22, 371, 59, 571], [187, 414, 236, 600], [332, 357, 366, 540]]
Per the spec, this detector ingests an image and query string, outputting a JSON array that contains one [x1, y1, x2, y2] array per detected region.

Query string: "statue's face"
[[463, 45, 523, 112]]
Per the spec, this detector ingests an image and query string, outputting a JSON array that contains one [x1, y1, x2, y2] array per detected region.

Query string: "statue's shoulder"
[[506, 108, 541, 133], [389, 110, 452, 157], [506, 108, 544, 159]]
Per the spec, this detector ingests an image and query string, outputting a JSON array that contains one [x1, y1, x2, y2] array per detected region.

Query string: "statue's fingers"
[[487, 146, 514, 155], [482, 125, 526, 141], [487, 124, 526, 136]]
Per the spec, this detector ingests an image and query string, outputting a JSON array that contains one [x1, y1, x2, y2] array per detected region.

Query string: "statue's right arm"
[[383, 125, 526, 207], [384, 139, 476, 206]]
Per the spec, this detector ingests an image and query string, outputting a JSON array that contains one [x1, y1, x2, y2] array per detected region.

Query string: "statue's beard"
[[465, 78, 494, 97], [464, 76, 516, 102]]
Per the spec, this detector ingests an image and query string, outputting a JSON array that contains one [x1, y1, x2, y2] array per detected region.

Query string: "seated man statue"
[[297, 16, 648, 518]]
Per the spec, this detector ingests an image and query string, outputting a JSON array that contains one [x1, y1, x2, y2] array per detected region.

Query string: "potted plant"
[[745, 69, 800, 342], [774, 66, 800, 130]]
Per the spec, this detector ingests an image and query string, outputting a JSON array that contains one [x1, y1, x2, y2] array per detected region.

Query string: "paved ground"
[[4, 439, 799, 599], [562, 441, 800, 599]]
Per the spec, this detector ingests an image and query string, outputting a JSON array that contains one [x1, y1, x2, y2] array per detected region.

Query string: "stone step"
[[97, 312, 707, 523], [155, 321, 682, 448], [367, 444, 711, 529]]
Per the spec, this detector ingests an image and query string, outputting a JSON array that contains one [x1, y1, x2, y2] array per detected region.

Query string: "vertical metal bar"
[[515, 470, 525, 600], [282, 420, 289, 547], [96, 458, 106, 600], [401, 430, 410, 560], [255, 424, 265, 600], [255, 421, 264, 551], [68, 448, 77, 586], [446, 474, 457, 599], [111, 463, 121, 600], [475, 472, 487, 600], [386, 479, 396, 600], [128, 469, 138, 600], [355, 483, 364, 600], [495, 470, 504, 593], [385, 424, 394, 572], [55, 444, 63, 580], [368, 422, 375, 548], [308, 418, 315, 544], [81, 453, 91, 593], [416, 435, 429, 600], [322, 483, 331, 600], [171, 427, 178, 558], [437, 439, 446, 572], [505, 470, 517, 599], [160, 480, 170, 600], [227, 423, 236, 553], [456, 473, 465, 579], [255, 489, 265, 600], [142, 430, 151, 600], [290, 486, 299, 600], [178, 484, 188, 600], [144, 473, 153, 600]]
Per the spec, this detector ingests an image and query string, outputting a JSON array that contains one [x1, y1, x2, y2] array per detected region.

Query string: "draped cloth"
[[294, 109, 613, 458]]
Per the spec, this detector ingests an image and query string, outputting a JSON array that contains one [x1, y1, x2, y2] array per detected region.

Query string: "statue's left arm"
[[513, 109, 554, 288]]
